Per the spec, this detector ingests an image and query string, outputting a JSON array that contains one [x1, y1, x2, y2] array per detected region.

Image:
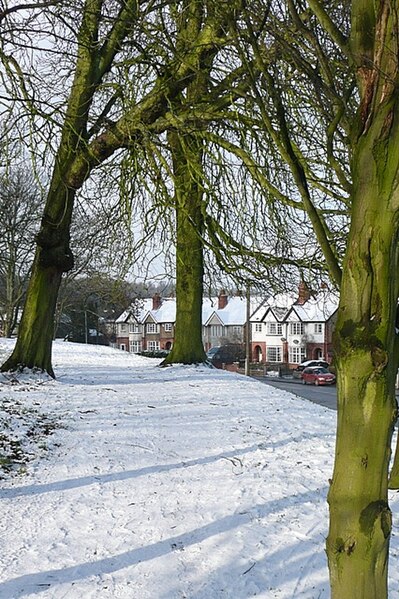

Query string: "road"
[[256, 376, 337, 411]]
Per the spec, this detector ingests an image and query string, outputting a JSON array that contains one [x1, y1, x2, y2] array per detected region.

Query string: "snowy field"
[[0, 339, 399, 598]]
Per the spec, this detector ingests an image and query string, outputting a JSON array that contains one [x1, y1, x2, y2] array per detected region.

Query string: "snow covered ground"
[[0, 339, 399, 599]]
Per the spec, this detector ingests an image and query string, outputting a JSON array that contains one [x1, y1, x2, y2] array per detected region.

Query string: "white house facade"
[[250, 283, 338, 368]]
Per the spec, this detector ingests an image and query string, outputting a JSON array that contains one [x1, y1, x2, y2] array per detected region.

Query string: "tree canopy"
[[2, 1, 399, 597]]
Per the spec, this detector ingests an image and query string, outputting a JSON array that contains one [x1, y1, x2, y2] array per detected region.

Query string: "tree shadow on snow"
[[0, 433, 326, 499], [0, 486, 329, 598]]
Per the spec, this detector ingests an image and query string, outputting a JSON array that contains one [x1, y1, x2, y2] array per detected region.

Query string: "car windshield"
[[314, 367, 329, 374], [206, 347, 219, 357]]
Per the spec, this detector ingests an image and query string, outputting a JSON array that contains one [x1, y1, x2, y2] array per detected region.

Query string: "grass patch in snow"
[[0, 397, 61, 478]]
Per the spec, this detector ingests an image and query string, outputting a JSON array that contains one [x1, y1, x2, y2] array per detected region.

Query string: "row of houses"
[[115, 283, 338, 367]]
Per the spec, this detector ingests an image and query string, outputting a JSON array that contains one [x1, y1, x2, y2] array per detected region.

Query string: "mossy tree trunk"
[[162, 1, 218, 366], [1, 0, 105, 376], [1, 181, 75, 376], [326, 3, 399, 596], [163, 129, 206, 365], [1, 0, 227, 376], [326, 182, 399, 599]]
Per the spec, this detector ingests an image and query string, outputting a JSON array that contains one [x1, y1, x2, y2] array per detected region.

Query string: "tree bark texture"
[[163, 130, 206, 365], [1, 183, 75, 376], [326, 3, 399, 596], [0, 0, 124, 376]]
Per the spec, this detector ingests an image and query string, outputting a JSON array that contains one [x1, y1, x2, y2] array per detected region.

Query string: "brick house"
[[114, 285, 337, 365], [115, 290, 256, 354], [114, 298, 153, 352], [250, 283, 338, 368], [141, 295, 176, 352], [202, 290, 249, 350]]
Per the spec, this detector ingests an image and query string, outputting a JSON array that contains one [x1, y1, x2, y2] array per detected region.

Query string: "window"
[[130, 341, 142, 353], [290, 322, 303, 335], [289, 346, 306, 364], [164, 323, 173, 332], [146, 323, 158, 334], [254, 323, 262, 333], [267, 346, 282, 362], [267, 322, 283, 336], [129, 323, 140, 333], [147, 340, 160, 351], [232, 325, 242, 336], [314, 323, 323, 334], [120, 324, 127, 333], [211, 325, 223, 337]]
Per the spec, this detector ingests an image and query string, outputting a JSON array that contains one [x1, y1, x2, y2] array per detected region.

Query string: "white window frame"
[[146, 322, 158, 334], [147, 340, 160, 351], [254, 323, 262, 333], [267, 346, 282, 362], [164, 323, 173, 332], [129, 340, 142, 353], [314, 323, 323, 334], [290, 322, 304, 336], [267, 322, 283, 336], [289, 346, 306, 364], [129, 322, 141, 333], [120, 323, 128, 333]]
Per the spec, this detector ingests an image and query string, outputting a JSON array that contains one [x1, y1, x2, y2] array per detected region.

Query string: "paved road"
[[256, 376, 337, 411]]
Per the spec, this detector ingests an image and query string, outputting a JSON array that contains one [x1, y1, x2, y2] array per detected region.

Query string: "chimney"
[[152, 293, 162, 310], [297, 281, 311, 305], [218, 289, 228, 310]]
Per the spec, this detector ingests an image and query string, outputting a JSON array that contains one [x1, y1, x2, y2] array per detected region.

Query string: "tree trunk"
[[326, 112, 399, 599], [1, 184, 75, 377], [327, 345, 396, 598], [325, 4, 399, 596], [1, 258, 62, 377], [163, 130, 206, 365]]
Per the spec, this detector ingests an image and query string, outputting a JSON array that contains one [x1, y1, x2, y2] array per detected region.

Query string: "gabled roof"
[[142, 298, 176, 324], [204, 296, 262, 327], [116, 291, 336, 329], [116, 294, 267, 328], [257, 305, 289, 323], [251, 292, 296, 322], [205, 312, 224, 326], [115, 299, 154, 324], [118, 297, 222, 326], [287, 292, 338, 322]]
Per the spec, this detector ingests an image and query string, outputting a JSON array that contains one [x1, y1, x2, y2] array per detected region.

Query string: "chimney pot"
[[218, 289, 228, 310], [152, 293, 162, 310], [297, 281, 311, 305]]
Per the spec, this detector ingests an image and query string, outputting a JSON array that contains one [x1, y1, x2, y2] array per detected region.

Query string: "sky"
[[0, 339, 399, 598]]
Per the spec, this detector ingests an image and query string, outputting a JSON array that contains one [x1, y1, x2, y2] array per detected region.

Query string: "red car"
[[302, 366, 336, 386]]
